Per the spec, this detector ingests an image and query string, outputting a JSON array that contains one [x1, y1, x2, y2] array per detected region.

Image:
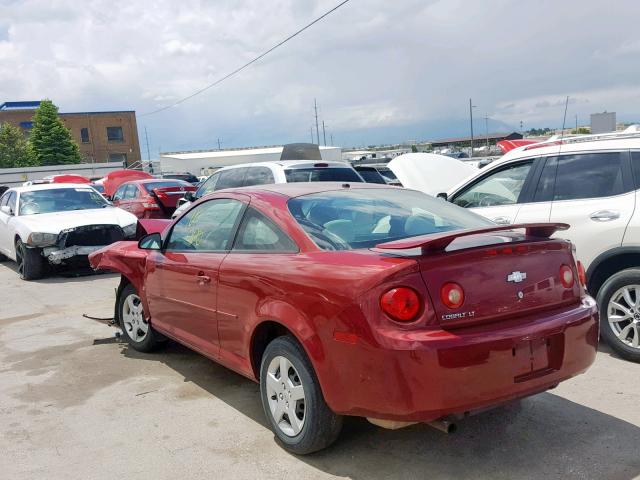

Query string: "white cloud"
[[0, 0, 639, 149]]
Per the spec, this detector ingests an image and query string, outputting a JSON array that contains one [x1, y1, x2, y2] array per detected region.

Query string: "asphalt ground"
[[1, 263, 639, 480]]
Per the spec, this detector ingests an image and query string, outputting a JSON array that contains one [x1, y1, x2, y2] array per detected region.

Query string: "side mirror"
[[0, 205, 12, 215], [184, 191, 196, 202], [436, 192, 448, 201], [138, 232, 162, 250]]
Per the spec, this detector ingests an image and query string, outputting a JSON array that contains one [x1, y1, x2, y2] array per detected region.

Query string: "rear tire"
[[116, 283, 163, 352], [597, 269, 640, 363], [0, 252, 7, 262], [260, 336, 343, 454], [16, 239, 45, 280]]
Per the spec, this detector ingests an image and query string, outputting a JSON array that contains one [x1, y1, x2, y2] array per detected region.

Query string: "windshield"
[[288, 188, 492, 250], [143, 180, 191, 192], [19, 187, 109, 215], [356, 168, 386, 184], [284, 167, 363, 183], [377, 167, 397, 181]]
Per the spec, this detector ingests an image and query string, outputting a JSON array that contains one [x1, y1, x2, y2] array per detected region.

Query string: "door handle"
[[492, 216, 512, 225], [589, 210, 620, 222], [196, 273, 211, 284]]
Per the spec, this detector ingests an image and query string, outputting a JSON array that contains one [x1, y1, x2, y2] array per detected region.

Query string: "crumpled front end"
[[41, 224, 131, 265]]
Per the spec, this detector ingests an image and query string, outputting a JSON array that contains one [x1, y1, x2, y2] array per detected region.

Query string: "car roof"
[[125, 178, 190, 185], [10, 183, 97, 193], [216, 160, 354, 172], [219, 181, 393, 199]]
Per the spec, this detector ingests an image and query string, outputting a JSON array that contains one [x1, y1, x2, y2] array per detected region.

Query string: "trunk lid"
[[376, 224, 581, 328]]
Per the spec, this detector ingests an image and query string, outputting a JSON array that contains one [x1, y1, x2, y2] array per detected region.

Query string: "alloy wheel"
[[16, 242, 25, 277], [265, 355, 306, 437], [607, 285, 640, 349], [122, 293, 149, 343]]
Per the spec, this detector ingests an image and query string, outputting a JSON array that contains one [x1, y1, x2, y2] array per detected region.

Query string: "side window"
[[553, 152, 626, 201], [166, 199, 244, 252], [533, 157, 558, 202], [215, 168, 248, 190], [452, 161, 534, 208], [124, 184, 139, 199], [196, 173, 220, 198], [243, 167, 275, 186], [7, 192, 17, 214], [630, 151, 640, 188], [233, 208, 297, 252], [0, 192, 9, 207], [113, 185, 128, 201]]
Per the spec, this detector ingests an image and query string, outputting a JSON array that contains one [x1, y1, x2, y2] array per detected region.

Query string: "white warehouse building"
[[160, 145, 343, 176]]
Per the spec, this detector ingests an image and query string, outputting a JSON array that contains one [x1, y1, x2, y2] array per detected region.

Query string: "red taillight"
[[576, 261, 586, 287], [560, 265, 574, 288], [440, 282, 465, 309], [380, 287, 421, 322], [142, 196, 160, 210]]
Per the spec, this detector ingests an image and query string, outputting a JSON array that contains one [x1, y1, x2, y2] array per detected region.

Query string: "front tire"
[[16, 239, 45, 280], [260, 336, 343, 454], [117, 283, 163, 352], [597, 269, 640, 363]]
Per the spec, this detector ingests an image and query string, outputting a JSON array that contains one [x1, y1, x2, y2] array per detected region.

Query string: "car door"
[[216, 206, 299, 372], [450, 159, 539, 224], [144, 195, 248, 358], [111, 184, 128, 210], [0, 191, 16, 257], [548, 150, 635, 267], [125, 184, 144, 218]]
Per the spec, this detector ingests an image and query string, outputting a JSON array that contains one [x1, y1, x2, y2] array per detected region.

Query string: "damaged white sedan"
[[0, 183, 137, 280]]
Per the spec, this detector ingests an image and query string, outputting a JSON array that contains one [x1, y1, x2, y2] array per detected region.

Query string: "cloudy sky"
[[1, 0, 639, 152]]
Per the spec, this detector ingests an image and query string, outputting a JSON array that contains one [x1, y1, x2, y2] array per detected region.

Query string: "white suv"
[[172, 160, 363, 218], [444, 127, 640, 362]]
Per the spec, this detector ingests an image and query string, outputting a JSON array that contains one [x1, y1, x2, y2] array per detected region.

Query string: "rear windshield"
[[288, 188, 492, 250], [356, 168, 386, 184], [19, 187, 109, 215], [143, 180, 191, 193], [377, 167, 397, 181], [284, 167, 363, 183]]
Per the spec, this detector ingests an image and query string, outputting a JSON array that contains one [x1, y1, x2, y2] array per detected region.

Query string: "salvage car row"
[[0, 131, 639, 454]]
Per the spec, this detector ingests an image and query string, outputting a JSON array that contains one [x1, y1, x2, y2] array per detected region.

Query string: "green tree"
[[411, 144, 418, 153], [0, 122, 36, 168], [30, 99, 81, 165]]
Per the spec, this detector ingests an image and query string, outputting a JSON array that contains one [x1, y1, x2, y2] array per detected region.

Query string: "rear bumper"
[[323, 297, 598, 422]]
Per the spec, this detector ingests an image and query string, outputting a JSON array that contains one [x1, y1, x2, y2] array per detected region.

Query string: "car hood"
[[15, 207, 138, 234], [388, 153, 477, 196]]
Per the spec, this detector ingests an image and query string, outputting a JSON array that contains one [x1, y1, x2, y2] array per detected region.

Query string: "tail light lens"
[[560, 265, 574, 289], [441, 282, 465, 309], [576, 261, 586, 287], [380, 287, 421, 322], [142, 196, 160, 209]]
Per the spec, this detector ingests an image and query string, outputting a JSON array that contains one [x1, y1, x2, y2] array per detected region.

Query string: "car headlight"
[[28, 232, 59, 247], [122, 222, 137, 238]]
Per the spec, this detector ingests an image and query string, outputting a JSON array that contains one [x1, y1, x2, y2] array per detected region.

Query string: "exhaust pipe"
[[426, 418, 457, 434]]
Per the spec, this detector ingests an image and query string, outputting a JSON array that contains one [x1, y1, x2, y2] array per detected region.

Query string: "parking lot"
[[0, 264, 638, 480]]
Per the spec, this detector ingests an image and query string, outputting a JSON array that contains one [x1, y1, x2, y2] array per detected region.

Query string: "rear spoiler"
[[375, 223, 569, 253]]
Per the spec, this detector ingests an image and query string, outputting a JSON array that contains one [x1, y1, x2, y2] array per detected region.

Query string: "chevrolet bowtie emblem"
[[507, 271, 527, 283]]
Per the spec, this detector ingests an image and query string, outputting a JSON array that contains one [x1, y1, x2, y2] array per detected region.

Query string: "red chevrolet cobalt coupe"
[[89, 183, 598, 454]]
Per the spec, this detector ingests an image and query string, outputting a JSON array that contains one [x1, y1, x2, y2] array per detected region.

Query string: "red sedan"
[[111, 179, 196, 219], [89, 183, 598, 454]]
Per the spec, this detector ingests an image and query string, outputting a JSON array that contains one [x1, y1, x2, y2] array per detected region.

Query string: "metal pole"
[[310, 126, 314, 143], [144, 126, 151, 161], [485, 115, 489, 149], [217, 138, 222, 150], [322, 120, 327, 146], [330, 133, 334, 146], [314, 98, 320, 145], [469, 98, 474, 157]]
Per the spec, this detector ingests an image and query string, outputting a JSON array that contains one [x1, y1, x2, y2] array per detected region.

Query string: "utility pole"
[[485, 115, 489, 149], [469, 98, 476, 157], [217, 138, 222, 150], [575, 114, 578, 132], [310, 126, 314, 143], [330, 133, 334, 146], [144, 126, 151, 161], [520, 120, 524, 135], [322, 120, 327, 146], [314, 98, 320, 145]]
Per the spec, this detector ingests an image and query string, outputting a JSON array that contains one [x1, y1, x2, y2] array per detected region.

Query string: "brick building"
[[0, 101, 141, 166]]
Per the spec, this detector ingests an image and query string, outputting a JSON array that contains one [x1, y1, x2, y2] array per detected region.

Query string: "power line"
[[141, 0, 352, 117]]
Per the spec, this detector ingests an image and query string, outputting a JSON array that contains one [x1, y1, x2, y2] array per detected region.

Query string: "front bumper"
[[43, 245, 106, 265], [322, 297, 598, 422]]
